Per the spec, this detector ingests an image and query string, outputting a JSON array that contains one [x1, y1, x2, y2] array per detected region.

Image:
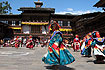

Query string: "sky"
[[0, 0, 104, 15]]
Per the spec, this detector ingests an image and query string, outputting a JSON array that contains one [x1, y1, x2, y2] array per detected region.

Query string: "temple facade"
[[0, 0, 75, 40], [2, 0, 105, 40]]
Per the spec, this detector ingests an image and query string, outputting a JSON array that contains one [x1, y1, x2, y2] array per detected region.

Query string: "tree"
[[0, 1, 12, 14]]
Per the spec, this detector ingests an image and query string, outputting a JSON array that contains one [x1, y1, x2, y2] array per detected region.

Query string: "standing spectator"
[[0, 39, 3, 47], [73, 35, 80, 52], [36, 38, 39, 47], [22, 36, 27, 47]]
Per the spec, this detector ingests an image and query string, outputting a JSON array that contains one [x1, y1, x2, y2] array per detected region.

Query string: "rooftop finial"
[[34, 0, 43, 8]]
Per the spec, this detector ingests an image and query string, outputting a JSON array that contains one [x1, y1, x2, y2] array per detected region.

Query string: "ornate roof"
[[94, 0, 105, 7], [18, 7, 55, 13]]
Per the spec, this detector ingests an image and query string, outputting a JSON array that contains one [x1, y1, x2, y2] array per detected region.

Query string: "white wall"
[[42, 26, 46, 34], [22, 25, 30, 34]]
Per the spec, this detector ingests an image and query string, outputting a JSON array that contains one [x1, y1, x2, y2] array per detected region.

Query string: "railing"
[[31, 31, 41, 33], [61, 26, 72, 29], [14, 33, 46, 35], [10, 25, 21, 27], [14, 32, 72, 35]]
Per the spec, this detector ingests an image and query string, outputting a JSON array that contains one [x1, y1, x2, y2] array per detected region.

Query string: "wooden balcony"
[[14, 32, 50, 36], [14, 32, 73, 37]]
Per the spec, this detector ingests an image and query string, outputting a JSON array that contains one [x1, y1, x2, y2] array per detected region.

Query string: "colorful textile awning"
[[50, 28, 72, 31], [60, 29, 72, 31], [22, 22, 48, 25], [9, 27, 21, 29]]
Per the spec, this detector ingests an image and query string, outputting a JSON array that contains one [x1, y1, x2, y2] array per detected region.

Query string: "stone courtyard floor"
[[0, 47, 105, 70]]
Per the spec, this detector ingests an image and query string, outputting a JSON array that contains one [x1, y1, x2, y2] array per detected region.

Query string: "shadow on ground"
[[45, 65, 75, 70], [87, 59, 105, 64], [81, 56, 92, 58]]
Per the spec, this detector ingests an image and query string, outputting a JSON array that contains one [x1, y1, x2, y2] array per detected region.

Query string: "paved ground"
[[0, 47, 105, 70]]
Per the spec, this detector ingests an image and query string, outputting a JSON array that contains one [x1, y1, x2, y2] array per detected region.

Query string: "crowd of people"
[[0, 36, 71, 49], [72, 31, 105, 63], [0, 36, 49, 49]]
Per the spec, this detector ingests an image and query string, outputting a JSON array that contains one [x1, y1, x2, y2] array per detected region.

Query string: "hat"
[[48, 20, 61, 31], [29, 36, 32, 38], [75, 35, 79, 38], [17, 36, 19, 38], [92, 31, 100, 38]]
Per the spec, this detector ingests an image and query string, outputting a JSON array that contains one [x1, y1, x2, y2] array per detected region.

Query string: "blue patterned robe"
[[42, 30, 75, 65], [92, 38, 105, 56], [81, 37, 92, 56]]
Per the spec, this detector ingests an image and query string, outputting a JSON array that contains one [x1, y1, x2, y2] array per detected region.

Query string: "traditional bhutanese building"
[[0, 0, 75, 40], [71, 0, 105, 39], [17, 1, 54, 38], [94, 0, 105, 9], [71, 12, 102, 38]]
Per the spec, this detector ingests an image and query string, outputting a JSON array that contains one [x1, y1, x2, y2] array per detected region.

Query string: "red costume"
[[15, 36, 19, 48], [73, 35, 80, 51], [26, 36, 34, 49]]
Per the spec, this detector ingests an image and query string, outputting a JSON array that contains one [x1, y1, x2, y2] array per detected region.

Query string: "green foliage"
[[0, 1, 12, 14]]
